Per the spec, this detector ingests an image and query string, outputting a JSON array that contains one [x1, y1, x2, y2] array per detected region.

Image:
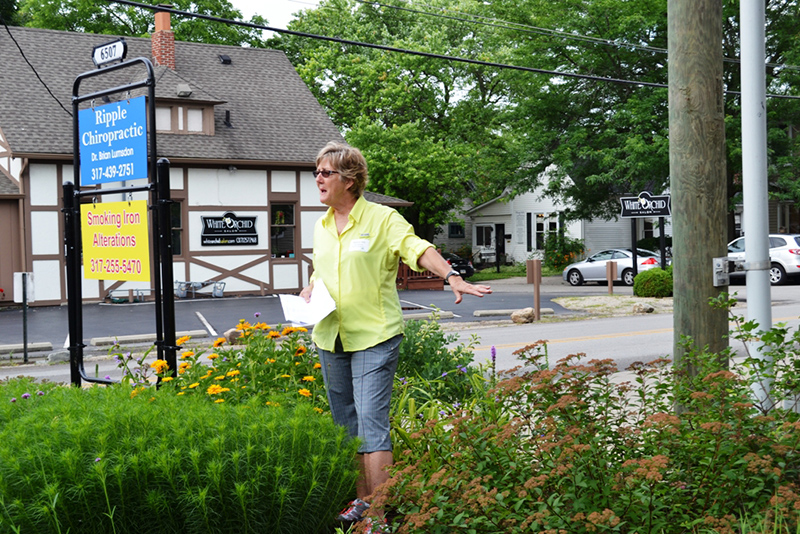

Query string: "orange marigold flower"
[[207, 353, 219, 360], [207, 384, 226, 395], [295, 327, 308, 333], [161, 377, 174, 382], [226, 370, 241, 377], [302, 376, 316, 382], [295, 346, 308, 356], [214, 375, 226, 381], [314, 362, 322, 369], [150, 359, 169, 374], [180, 350, 194, 359], [176, 335, 191, 346], [282, 326, 295, 336], [213, 337, 226, 348], [188, 382, 200, 389], [267, 331, 281, 339], [265, 358, 276, 364], [238, 320, 253, 330], [298, 388, 312, 397]]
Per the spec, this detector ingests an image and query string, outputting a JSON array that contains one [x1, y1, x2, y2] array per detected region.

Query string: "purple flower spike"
[[105, 376, 111, 380], [95, 458, 101, 462], [254, 312, 261, 318], [10, 398, 16, 403], [400, 377, 408, 385], [491, 346, 497, 363], [441, 371, 448, 377], [37, 391, 44, 396], [21, 393, 31, 399]]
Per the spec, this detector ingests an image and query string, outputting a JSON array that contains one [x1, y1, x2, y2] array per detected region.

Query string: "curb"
[[473, 308, 554, 317], [89, 329, 209, 347]]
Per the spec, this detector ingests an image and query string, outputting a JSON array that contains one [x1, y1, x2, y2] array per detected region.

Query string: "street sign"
[[78, 96, 148, 186], [620, 191, 671, 218], [92, 38, 127, 68], [81, 200, 151, 282]]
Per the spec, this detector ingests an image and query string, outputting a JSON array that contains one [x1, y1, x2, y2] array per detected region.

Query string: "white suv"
[[727, 234, 800, 285]]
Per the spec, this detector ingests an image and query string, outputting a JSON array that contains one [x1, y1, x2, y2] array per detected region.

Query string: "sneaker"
[[337, 498, 370, 522], [363, 517, 389, 534]]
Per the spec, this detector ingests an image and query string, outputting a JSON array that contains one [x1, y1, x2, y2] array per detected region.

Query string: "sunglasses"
[[312, 170, 340, 178]]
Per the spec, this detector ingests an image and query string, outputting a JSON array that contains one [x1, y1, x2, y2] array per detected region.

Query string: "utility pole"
[[668, 0, 729, 374]]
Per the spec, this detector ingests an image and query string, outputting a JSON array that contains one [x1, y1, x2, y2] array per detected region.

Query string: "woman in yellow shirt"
[[300, 142, 491, 531]]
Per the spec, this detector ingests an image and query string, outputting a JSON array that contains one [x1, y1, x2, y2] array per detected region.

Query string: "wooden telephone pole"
[[668, 0, 729, 372]]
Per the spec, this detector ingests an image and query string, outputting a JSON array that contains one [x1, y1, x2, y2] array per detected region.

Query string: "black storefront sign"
[[201, 212, 258, 246], [620, 192, 671, 218]]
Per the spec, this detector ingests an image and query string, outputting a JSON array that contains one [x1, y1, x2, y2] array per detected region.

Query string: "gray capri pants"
[[317, 334, 402, 453]]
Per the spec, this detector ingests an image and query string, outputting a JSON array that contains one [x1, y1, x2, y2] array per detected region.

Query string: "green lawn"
[[469, 263, 560, 282]]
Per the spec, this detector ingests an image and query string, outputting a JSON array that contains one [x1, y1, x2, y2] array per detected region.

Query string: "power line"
[[0, 14, 73, 116], [358, 0, 800, 73], [103, 0, 800, 100]]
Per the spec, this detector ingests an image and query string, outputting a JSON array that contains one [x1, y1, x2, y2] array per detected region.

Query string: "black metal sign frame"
[[64, 57, 177, 386]]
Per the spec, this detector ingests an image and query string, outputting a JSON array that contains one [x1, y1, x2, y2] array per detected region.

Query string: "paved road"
[[0, 276, 601, 351]]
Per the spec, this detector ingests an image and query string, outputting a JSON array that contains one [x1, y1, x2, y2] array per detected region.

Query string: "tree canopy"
[[13, 0, 268, 46], [274, 0, 800, 231]]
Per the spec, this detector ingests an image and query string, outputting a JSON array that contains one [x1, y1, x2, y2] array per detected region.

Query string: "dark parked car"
[[441, 252, 475, 280]]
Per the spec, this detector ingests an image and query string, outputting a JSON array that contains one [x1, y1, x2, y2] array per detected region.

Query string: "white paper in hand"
[[279, 279, 336, 327]]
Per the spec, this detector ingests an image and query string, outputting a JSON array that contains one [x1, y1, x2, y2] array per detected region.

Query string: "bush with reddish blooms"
[[366, 330, 800, 534]]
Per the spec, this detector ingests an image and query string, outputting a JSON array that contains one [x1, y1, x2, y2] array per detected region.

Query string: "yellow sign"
[[81, 200, 151, 281]]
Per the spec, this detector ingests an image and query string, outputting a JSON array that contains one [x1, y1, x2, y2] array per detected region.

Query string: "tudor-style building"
[[0, 12, 351, 306]]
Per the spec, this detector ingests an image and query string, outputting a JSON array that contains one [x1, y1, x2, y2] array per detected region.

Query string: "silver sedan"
[[562, 248, 666, 286]]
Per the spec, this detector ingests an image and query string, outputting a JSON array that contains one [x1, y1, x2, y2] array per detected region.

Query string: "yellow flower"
[[226, 370, 241, 377], [314, 362, 322, 369], [238, 320, 253, 330], [130, 386, 145, 399], [179, 362, 191, 374], [298, 388, 312, 397], [295, 346, 307, 357], [177, 392, 186, 396], [180, 351, 194, 360], [214, 375, 226, 381], [295, 362, 301, 366], [176, 335, 191, 346], [214, 399, 225, 403], [207, 384, 224, 395], [161, 376, 174, 382], [267, 331, 281, 339], [213, 337, 226, 348], [313, 407, 324, 414], [254, 322, 269, 330], [282, 326, 295, 336], [150, 359, 169, 374], [265, 358, 276, 364], [280, 374, 291, 378], [294, 327, 308, 333], [302, 376, 315, 382], [188, 383, 200, 389], [266, 401, 280, 407], [207, 353, 219, 360]]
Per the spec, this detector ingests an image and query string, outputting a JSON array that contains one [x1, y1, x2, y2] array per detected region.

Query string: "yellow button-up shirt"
[[311, 195, 433, 352]]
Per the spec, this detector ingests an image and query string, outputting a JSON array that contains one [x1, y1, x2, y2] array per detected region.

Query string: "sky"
[[228, 0, 320, 31]]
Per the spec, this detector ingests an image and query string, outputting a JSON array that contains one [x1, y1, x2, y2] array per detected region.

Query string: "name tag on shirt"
[[350, 238, 371, 252]]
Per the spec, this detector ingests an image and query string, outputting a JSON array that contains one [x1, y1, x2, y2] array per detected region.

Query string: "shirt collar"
[[322, 195, 367, 230]]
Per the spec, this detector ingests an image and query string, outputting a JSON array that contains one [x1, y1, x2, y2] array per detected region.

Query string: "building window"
[[271, 203, 295, 258], [476, 226, 493, 247], [155, 105, 211, 134], [535, 213, 558, 250], [448, 222, 465, 239], [644, 220, 654, 239], [170, 201, 182, 256]]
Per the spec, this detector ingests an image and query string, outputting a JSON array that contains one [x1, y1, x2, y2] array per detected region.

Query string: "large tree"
[[273, 0, 524, 239], [276, 0, 800, 229], [16, 0, 268, 46]]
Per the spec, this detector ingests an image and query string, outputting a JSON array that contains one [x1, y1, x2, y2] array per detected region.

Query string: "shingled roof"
[[0, 25, 343, 164]]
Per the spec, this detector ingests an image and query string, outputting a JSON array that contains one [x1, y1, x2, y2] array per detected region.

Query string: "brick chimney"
[[152, 4, 175, 70]]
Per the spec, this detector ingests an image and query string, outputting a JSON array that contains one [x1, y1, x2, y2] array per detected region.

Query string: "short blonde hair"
[[316, 142, 369, 198]]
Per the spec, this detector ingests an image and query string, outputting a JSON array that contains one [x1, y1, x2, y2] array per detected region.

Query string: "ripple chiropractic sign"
[[78, 96, 147, 185], [619, 191, 671, 218]]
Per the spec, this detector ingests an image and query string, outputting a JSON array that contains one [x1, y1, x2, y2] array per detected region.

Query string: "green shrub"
[[633, 267, 673, 297], [543, 234, 584, 271], [397, 312, 481, 405], [0, 378, 359, 534]]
